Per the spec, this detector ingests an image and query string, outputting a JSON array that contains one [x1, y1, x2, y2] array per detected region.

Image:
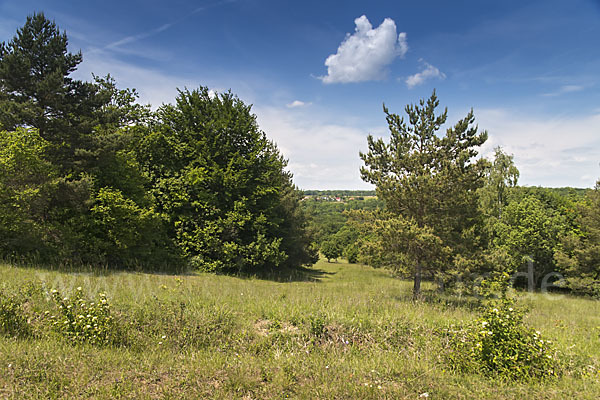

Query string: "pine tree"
[[0, 12, 101, 170], [359, 91, 488, 297]]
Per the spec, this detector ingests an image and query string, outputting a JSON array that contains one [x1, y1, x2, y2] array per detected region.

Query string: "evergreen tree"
[[0, 12, 102, 170], [359, 91, 488, 297]]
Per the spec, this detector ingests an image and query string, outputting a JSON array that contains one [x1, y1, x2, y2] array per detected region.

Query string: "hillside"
[[1, 260, 599, 399]]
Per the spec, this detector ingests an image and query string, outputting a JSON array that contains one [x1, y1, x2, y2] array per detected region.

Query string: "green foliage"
[[555, 180, 600, 296], [321, 239, 342, 262], [301, 196, 383, 246], [447, 299, 560, 380], [308, 314, 327, 337], [138, 87, 313, 272], [492, 195, 568, 284], [48, 287, 120, 346], [0, 15, 314, 273], [0, 128, 57, 257], [350, 211, 451, 281], [344, 243, 359, 263], [360, 91, 487, 296], [90, 187, 173, 268], [0, 12, 104, 170], [479, 147, 519, 220], [0, 288, 30, 338]]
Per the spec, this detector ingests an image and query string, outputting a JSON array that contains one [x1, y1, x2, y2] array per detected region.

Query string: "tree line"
[[303, 92, 599, 298], [1, 13, 598, 296], [0, 13, 317, 272]]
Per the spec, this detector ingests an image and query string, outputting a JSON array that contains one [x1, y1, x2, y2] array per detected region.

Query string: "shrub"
[[308, 314, 327, 337], [321, 240, 342, 262], [48, 287, 120, 346], [446, 299, 560, 380], [344, 243, 359, 264], [0, 289, 30, 338]]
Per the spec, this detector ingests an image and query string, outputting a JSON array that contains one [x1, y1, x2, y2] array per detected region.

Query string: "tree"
[[321, 239, 342, 262], [359, 91, 488, 297], [0, 14, 177, 269], [138, 87, 315, 272], [350, 210, 450, 278], [479, 147, 519, 219], [0, 12, 103, 171], [555, 180, 600, 295], [492, 195, 568, 287], [0, 128, 56, 257]]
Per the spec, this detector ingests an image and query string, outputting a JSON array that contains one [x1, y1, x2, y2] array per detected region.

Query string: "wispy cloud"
[[477, 108, 600, 187], [542, 84, 585, 97], [97, 0, 239, 56], [320, 15, 408, 84], [105, 23, 172, 50], [405, 60, 446, 88]]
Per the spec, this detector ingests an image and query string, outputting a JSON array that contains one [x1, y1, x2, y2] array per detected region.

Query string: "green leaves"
[[492, 195, 568, 283], [139, 88, 312, 272], [49, 288, 120, 346], [447, 299, 560, 380], [555, 181, 600, 295]]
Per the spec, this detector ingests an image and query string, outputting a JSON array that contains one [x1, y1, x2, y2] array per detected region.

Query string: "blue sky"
[[1, 0, 599, 189]]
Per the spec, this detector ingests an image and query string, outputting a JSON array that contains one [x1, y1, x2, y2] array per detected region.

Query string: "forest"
[[1, 12, 599, 399]]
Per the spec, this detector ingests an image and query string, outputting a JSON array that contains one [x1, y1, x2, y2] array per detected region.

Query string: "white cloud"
[[255, 106, 375, 189], [72, 50, 251, 109], [542, 84, 585, 97], [72, 51, 192, 107], [286, 100, 310, 108], [321, 15, 408, 84], [476, 109, 600, 187], [405, 60, 446, 88]]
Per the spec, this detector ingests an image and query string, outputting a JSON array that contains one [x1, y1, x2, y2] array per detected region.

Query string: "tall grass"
[[0, 259, 598, 399]]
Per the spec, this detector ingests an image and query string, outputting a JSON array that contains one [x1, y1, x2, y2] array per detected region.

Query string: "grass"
[[0, 259, 599, 399]]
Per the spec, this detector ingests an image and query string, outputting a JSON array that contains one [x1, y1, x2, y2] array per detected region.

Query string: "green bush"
[[0, 289, 30, 338], [321, 240, 342, 262], [447, 299, 560, 380], [344, 243, 359, 263], [308, 314, 327, 337], [48, 287, 121, 346]]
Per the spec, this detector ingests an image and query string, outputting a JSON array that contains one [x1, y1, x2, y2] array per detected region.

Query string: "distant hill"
[[302, 190, 377, 197], [303, 187, 592, 199]]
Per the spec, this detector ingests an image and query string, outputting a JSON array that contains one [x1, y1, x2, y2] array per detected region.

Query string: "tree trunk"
[[413, 261, 422, 300]]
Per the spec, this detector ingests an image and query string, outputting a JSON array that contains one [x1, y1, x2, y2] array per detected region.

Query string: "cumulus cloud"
[[286, 100, 310, 108], [321, 15, 408, 84], [405, 60, 446, 88]]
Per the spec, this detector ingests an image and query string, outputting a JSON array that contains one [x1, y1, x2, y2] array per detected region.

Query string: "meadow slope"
[[0, 260, 599, 399]]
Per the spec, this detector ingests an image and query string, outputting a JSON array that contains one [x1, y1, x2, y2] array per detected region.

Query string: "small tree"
[[479, 146, 519, 219], [360, 91, 487, 298], [321, 239, 342, 262]]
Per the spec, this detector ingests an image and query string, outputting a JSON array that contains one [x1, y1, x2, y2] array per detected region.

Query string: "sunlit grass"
[[0, 259, 599, 399]]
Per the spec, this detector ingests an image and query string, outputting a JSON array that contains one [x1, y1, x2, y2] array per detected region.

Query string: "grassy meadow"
[[1, 259, 599, 399]]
